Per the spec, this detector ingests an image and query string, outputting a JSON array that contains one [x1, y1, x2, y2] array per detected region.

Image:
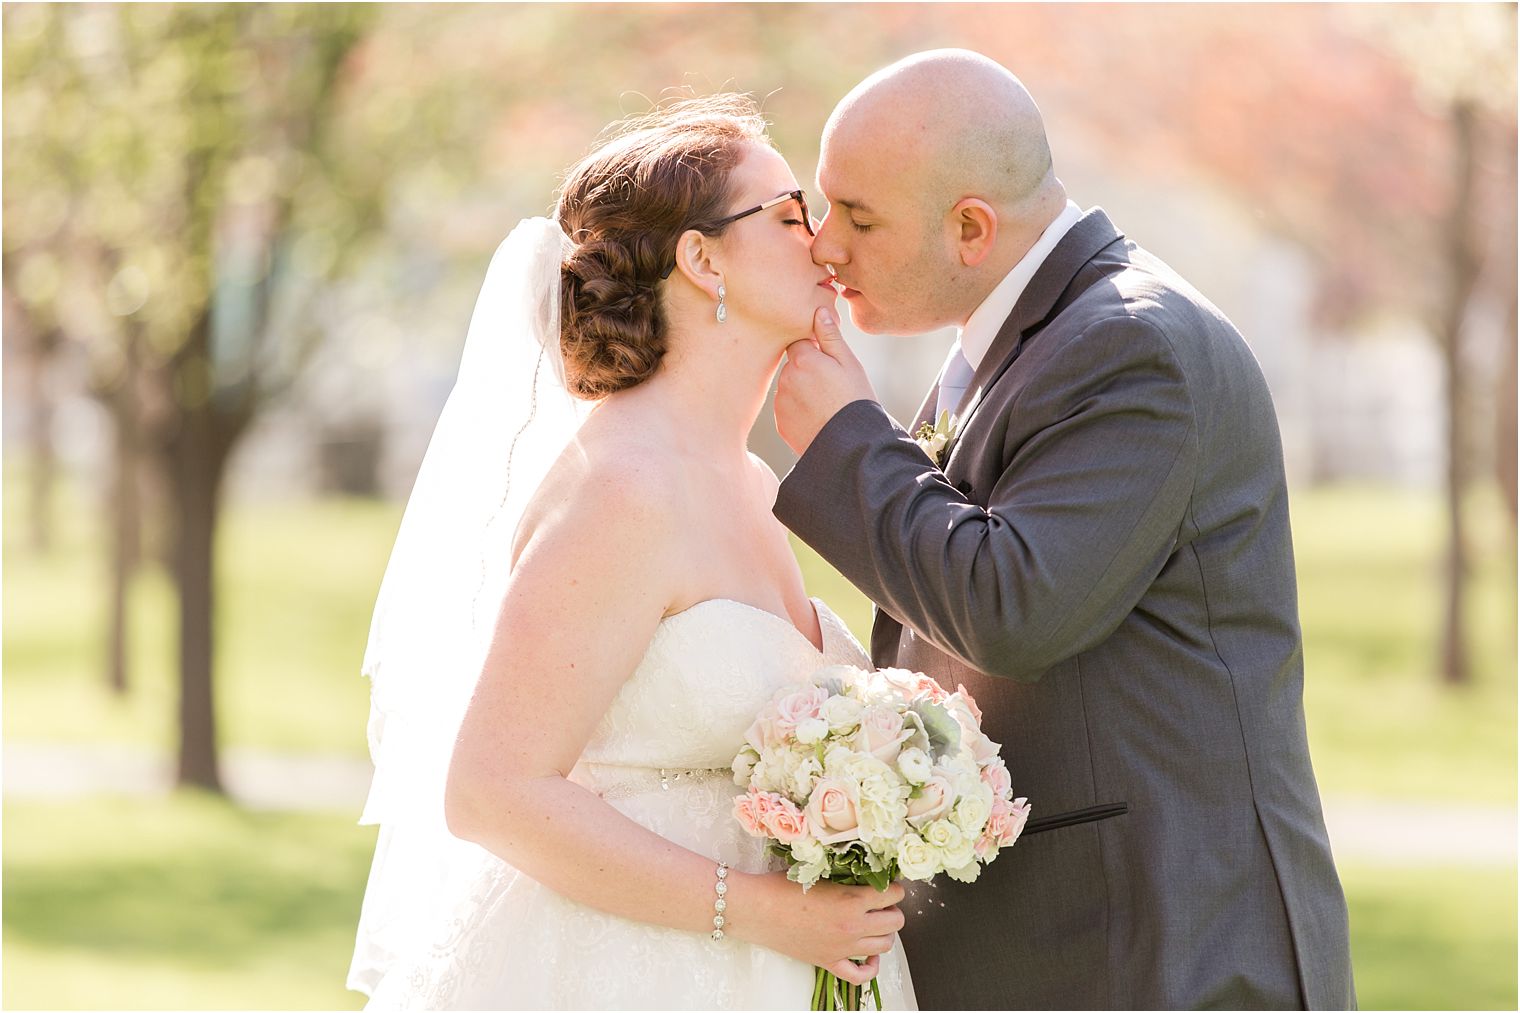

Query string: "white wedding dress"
[[360, 596, 918, 1011]]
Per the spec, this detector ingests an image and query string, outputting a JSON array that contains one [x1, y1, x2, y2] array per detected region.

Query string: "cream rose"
[[820, 694, 864, 734], [804, 776, 862, 845], [953, 780, 995, 837], [774, 686, 829, 737], [906, 775, 954, 826], [925, 818, 976, 870], [856, 706, 912, 763], [896, 832, 941, 881]]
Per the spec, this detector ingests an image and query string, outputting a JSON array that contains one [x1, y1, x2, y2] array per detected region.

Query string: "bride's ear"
[[672, 228, 724, 298]]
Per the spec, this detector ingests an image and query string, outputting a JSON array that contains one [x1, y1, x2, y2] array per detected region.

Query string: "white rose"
[[922, 818, 960, 850], [896, 747, 932, 786], [795, 716, 829, 745], [896, 832, 941, 881], [820, 694, 864, 733], [952, 781, 995, 837], [925, 818, 976, 870]]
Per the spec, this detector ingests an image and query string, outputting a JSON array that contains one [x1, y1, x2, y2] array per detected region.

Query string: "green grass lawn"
[[3, 463, 1516, 1009], [2, 792, 1514, 1011]]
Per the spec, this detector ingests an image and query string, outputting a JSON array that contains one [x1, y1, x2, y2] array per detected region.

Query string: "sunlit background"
[[3, 4, 1516, 1009]]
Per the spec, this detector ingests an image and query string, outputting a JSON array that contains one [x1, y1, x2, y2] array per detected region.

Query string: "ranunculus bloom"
[[795, 716, 829, 745], [804, 776, 862, 844], [897, 747, 933, 786]]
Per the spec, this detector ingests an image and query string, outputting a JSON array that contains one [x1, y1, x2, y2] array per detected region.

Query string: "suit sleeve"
[[775, 315, 1198, 683]]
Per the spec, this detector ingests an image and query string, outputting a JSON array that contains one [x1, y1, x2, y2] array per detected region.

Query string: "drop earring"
[[716, 283, 727, 324]]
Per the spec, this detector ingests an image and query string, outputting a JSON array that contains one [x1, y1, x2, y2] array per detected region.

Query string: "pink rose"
[[762, 796, 808, 844], [856, 706, 912, 762], [914, 674, 950, 704], [988, 796, 1031, 846], [774, 687, 830, 738], [804, 776, 862, 845], [744, 712, 782, 751], [733, 788, 768, 837], [980, 757, 1012, 798], [955, 684, 983, 723], [881, 668, 949, 704], [905, 774, 953, 826]]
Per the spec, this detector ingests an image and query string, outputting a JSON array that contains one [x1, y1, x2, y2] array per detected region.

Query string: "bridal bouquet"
[[730, 664, 1030, 1011]]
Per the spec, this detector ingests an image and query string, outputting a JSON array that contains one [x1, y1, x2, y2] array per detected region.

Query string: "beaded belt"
[[589, 765, 734, 801]]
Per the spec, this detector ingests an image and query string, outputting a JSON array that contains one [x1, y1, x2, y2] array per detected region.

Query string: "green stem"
[[812, 966, 824, 1011], [870, 976, 882, 1010]]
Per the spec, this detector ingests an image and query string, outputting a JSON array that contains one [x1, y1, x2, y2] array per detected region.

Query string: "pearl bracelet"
[[709, 861, 729, 941]]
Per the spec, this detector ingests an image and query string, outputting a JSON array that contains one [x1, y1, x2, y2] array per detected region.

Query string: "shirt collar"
[[957, 199, 1084, 369]]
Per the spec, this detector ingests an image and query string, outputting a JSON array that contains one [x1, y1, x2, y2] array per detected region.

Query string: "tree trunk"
[[24, 339, 57, 555], [168, 397, 227, 792], [105, 339, 143, 696], [1439, 100, 1480, 687], [1497, 282, 1518, 528]]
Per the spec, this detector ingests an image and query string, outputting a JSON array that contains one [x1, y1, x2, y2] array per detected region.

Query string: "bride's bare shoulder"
[[512, 424, 685, 566]]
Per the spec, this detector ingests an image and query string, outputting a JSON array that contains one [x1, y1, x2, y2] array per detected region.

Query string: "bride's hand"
[[724, 871, 905, 985]]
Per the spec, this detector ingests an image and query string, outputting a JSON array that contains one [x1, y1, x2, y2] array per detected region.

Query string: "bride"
[[348, 94, 918, 1009]]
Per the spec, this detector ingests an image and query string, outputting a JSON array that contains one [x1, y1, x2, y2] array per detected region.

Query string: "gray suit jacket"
[[775, 209, 1355, 1010]]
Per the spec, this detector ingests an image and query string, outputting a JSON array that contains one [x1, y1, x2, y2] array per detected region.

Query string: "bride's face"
[[709, 144, 838, 343]]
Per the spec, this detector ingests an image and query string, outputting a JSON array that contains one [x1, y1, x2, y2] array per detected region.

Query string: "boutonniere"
[[914, 410, 961, 467]]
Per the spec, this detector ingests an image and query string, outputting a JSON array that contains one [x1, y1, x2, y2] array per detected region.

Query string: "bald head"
[[824, 49, 1057, 215]]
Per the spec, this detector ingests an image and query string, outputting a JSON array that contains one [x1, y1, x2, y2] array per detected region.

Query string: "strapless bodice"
[[576, 596, 868, 773]]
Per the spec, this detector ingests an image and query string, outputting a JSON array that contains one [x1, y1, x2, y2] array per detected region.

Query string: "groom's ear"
[[952, 198, 998, 268], [673, 228, 724, 297]]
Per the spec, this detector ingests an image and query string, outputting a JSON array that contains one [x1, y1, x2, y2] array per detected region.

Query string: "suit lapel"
[[940, 208, 1126, 466]]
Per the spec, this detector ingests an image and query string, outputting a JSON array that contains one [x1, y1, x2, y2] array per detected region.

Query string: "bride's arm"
[[444, 458, 901, 981]]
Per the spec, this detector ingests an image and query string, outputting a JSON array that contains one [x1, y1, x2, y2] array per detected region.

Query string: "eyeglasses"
[[660, 189, 815, 280]]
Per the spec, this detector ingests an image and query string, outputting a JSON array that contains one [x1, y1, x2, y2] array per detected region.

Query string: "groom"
[[773, 50, 1355, 1010]]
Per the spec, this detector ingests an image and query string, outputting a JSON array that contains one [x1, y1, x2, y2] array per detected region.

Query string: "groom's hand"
[[775, 307, 879, 456]]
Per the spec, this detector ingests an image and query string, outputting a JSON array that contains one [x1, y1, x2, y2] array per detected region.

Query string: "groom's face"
[[811, 132, 956, 336]]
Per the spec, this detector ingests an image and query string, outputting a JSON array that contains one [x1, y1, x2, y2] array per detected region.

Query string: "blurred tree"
[[3, 4, 385, 788], [3, 9, 148, 695], [1347, 3, 1518, 685], [956, 3, 1516, 686]]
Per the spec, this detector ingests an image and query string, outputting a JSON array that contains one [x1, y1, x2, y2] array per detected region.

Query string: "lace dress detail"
[[358, 597, 918, 1011]]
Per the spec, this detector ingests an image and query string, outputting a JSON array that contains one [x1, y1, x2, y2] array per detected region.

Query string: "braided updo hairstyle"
[[556, 94, 770, 399]]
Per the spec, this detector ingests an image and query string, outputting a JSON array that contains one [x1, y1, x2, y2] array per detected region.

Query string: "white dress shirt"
[[936, 200, 1085, 417]]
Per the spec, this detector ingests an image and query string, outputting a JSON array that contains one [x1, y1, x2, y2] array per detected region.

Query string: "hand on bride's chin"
[[724, 870, 902, 984]]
